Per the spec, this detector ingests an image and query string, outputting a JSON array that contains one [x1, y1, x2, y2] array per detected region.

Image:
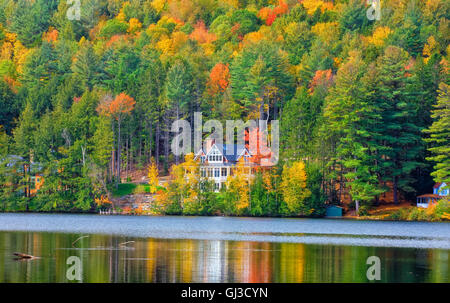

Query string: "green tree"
[[0, 79, 18, 134], [424, 83, 450, 185], [13, 103, 36, 160], [376, 46, 423, 204], [72, 41, 103, 90], [91, 116, 114, 173], [323, 52, 383, 212], [165, 60, 193, 163], [231, 41, 294, 118]]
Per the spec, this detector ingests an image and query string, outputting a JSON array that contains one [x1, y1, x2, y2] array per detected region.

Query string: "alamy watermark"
[[366, 256, 381, 281], [67, 0, 81, 21], [367, 0, 381, 21], [66, 256, 82, 281]]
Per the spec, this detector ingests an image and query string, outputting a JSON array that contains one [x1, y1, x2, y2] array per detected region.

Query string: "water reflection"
[[0, 231, 448, 283]]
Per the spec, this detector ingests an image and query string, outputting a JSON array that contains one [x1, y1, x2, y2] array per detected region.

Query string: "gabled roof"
[[214, 143, 248, 162], [433, 182, 443, 189], [2, 155, 24, 167], [195, 148, 205, 156], [1, 155, 43, 173], [195, 143, 250, 163]]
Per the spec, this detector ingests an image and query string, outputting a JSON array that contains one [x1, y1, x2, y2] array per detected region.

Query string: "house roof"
[[417, 194, 443, 198], [2, 155, 24, 167], [1, 155, 43, 173], [433, 182, 443, 189], [214, 143, 247, 162], [196, 143, 249, 163]]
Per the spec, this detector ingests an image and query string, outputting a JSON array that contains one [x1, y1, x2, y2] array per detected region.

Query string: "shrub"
[[99, 19, 128, 38], [358, 205, 371, 216]]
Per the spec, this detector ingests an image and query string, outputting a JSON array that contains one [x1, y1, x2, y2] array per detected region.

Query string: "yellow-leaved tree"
[[148, 158, 159, 194], [281, 161, 311, 215], [226, 158, 250, 214], [180, 153, 200, 213], [164, 153, 200, 214]]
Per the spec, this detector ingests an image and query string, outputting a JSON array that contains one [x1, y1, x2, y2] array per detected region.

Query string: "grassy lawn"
[[110, 183, 152, 197], [110, 183, 137, 197]]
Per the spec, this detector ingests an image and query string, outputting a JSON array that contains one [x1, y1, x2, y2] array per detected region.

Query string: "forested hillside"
[[0, 0, 448, 216]]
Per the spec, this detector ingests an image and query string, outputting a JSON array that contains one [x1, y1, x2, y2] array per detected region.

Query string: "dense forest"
[[0, 0, 448, 217]]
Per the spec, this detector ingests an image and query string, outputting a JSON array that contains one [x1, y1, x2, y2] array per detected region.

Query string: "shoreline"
[[0, 210, 449, 223]]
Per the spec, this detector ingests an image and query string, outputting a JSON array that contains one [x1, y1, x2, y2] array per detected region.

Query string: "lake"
[[0, 213, 449, 282]]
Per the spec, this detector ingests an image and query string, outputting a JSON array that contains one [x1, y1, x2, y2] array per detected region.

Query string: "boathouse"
[[416, 182, 448, 208]]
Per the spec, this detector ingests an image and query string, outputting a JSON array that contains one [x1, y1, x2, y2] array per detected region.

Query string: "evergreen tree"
[[165, 60, 193, 163], [424, 83, 450, 185], [376, 46, 423, 204], [323, 51, 383, 212], [13, 103, 36, 160]]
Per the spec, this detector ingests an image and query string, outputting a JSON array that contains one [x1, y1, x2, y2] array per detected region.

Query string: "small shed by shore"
[[326, 205, 343, 217], [416, 182, 448, 208]]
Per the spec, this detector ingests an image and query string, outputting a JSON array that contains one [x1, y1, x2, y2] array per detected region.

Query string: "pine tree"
[[376, 46, 423, 204], [424, 83, 450, 185], [91, 116, 114, 172], [13, 103, 36, 160], [165, 60, 193, 163], [323, 51, 383, 212], [72, 40, 102, 90]]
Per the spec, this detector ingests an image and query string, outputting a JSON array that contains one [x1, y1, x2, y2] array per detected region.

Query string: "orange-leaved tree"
[[258, 0, 288, 26], [189, 20, 217, 44], [245, 127, 276, 167], [207, 63, 230, 96]]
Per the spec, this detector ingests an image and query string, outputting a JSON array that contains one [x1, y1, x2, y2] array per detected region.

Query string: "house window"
[[201, 156, 206, 163], [208, 168, 213, 177], [214, 168, 220, 177], [214, 183, 220, 191], [208, 148, 222, 162], [201, 168, 206, 178], [221, 168, 227, 177]]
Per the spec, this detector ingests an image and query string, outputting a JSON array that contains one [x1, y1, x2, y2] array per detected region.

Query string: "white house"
[[194, 139, 254, 191], [416, 182, 448, 208]]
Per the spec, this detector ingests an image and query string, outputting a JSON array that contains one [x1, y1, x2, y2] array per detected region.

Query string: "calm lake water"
[[0, 213, 449, 282]]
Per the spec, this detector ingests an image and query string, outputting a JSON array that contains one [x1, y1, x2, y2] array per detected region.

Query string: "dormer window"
[[208, 148, 222, 162]]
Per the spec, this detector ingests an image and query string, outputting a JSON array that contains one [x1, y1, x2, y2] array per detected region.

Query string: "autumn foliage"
[[43, 28, 58, 43], [245, 127, 276, 167], [281, 161, 311, 213], [97, 93, 136, 120], [258, 0, 288, 26], [95, 195, 113, 207], [308, 69, 333, 94], [207, 63, 230, 96], [189, 21, 217, 44], [148, 159, 159, 194]]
